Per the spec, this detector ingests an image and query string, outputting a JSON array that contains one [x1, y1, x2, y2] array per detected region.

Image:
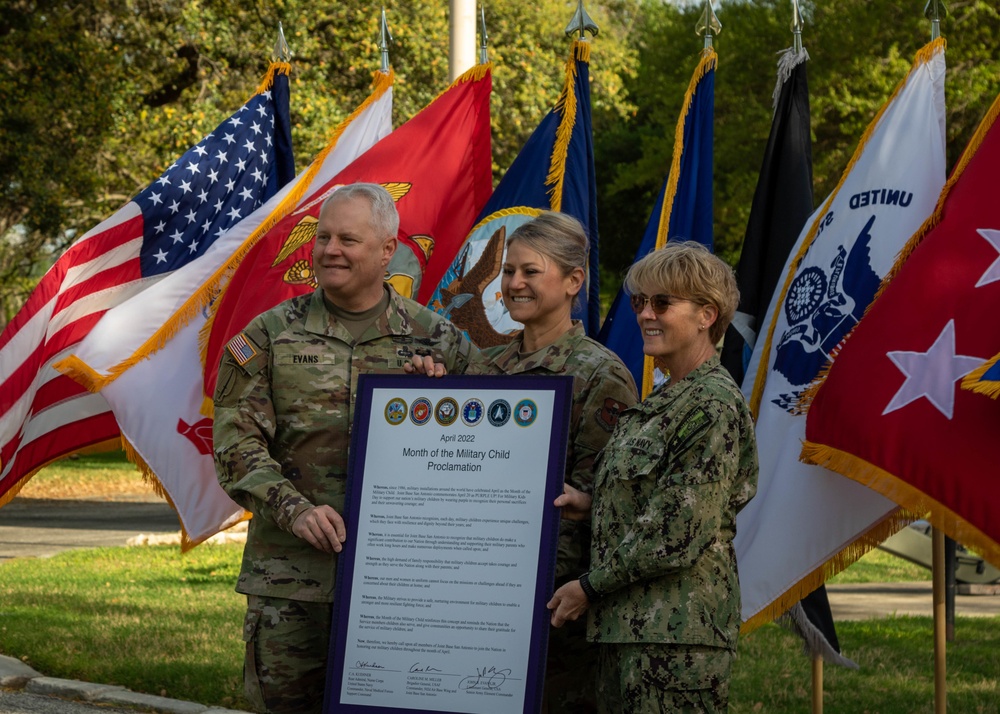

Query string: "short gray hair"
[[320, 183, 399, 240]]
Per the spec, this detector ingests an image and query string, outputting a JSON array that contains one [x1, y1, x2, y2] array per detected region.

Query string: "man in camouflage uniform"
[[213, 183, 472, 714], [471, 321, 636, 713]]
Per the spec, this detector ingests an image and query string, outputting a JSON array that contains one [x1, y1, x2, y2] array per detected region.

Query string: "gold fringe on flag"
[[254, 62, 292, 96], [962, 350, 1000, 398], [799, 441, 1000, 582], [655, 47, 717, 252], [546, 40, 591, 210], [740, 504, 915, 634], [54, 67, 395, 393], [749, 37, 946, 418], [121, 435, 251, 552], [428, 61, 493, 105]]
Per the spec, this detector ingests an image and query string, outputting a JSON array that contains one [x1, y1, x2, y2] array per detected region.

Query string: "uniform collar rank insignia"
[[227, 332, 258, 366]]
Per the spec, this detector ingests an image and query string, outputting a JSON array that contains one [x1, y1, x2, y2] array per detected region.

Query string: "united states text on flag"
[[801, 86, 1000, 568], [735, 39, 948, 629], [0, 63, 295, 505]]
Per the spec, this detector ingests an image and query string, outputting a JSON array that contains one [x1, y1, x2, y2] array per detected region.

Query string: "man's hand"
[[547, 580, 590, 628], [403, 354, 448, 377], [292, 505, 347, 553], [554, 483, 592, 522]]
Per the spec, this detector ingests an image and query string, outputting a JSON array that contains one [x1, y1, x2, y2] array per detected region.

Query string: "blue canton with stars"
[[134, 72, 295, 277]]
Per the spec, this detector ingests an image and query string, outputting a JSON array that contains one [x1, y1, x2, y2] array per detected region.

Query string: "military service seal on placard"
[[514, 399, 538, 427], [384, 398, 407, 426], [461, 398, 485, 426], [435, 397, 459, 426], [409, 397, 432, 425], [487, 399, 511, 427]]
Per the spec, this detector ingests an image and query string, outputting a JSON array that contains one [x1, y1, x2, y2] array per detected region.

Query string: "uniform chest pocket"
[[600, 440, 664, 484]]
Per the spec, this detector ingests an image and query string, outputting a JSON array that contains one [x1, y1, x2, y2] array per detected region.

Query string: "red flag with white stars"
[[802, 91, 1000, 568]]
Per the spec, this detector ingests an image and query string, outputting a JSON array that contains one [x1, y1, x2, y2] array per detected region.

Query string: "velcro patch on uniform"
[[227, 332, 258, 366], [595, 398, 628, 432]]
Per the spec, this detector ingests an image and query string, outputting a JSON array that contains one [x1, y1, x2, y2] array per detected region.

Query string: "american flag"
[[0, 64, 294, 503]]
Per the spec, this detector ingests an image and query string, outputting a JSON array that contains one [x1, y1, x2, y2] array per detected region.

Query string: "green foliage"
[[0, 0, 637, 322], [3, 0, 1000, 322]]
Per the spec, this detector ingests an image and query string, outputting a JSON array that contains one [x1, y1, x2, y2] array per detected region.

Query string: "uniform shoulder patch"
[[595, 398, 629, 432], [226, 332, 259, 367]]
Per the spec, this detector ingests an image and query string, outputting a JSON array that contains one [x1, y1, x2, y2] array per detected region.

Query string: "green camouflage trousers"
[[542, 616, 598, 714], [595, 642, 733, 714], [242, 595, 332, 714]]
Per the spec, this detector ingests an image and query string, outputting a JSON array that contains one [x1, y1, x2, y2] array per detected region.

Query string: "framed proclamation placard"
[[325, 374, 574, 714]]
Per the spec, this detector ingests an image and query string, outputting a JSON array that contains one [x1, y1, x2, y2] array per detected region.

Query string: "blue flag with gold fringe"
[[598, 49, 716, 393], [428, 40, 600, 345]]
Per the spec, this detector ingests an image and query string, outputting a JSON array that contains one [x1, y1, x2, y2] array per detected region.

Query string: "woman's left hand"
[[547, 580, 590, 627], [553, 483, 592, 521]]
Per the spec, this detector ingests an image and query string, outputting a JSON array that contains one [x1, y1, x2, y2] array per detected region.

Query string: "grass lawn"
[[16, 450, 153, 500]]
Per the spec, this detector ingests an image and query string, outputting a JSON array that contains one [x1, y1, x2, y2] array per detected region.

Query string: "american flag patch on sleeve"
[[227, 332, 258, 366]]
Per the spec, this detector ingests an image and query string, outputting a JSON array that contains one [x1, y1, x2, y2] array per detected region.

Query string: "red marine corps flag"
[[802, 89, 1000, 568], [201, 63, 493, 400]]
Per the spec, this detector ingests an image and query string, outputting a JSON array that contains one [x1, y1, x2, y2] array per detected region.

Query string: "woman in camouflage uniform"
[[410, 212, 639, 711], [477, 212, 637, 713], [548, 241, 758, 713]]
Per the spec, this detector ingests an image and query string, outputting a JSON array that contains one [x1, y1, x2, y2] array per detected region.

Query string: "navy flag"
[[428, 40, 601, 343], [599, 48, 716, 394]]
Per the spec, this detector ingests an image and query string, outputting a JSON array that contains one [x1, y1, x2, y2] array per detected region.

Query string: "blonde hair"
[[507, 212, 589, 276], [507, 212, 589, 310], [624, 241, 739, 344]]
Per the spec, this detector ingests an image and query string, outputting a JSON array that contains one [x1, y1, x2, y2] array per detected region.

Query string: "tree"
[[0, 0, 638, 324]]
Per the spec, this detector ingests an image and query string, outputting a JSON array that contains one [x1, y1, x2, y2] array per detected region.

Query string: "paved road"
[[827, 581, 1000, 620], [0, 497, 179, 561]]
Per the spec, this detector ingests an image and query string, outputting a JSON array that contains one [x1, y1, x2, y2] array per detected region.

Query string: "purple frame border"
[[324, 373, 574, 714]]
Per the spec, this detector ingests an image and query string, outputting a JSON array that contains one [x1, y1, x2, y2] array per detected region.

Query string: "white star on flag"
[[974, 228, 1000, 287], [883, 319, 985, 419]]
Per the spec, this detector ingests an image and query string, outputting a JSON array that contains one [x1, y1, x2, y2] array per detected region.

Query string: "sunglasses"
[[630, 293, 679, 315]]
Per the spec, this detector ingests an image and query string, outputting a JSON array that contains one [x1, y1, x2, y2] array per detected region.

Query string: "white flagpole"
[[449, 0, 477, 80]]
